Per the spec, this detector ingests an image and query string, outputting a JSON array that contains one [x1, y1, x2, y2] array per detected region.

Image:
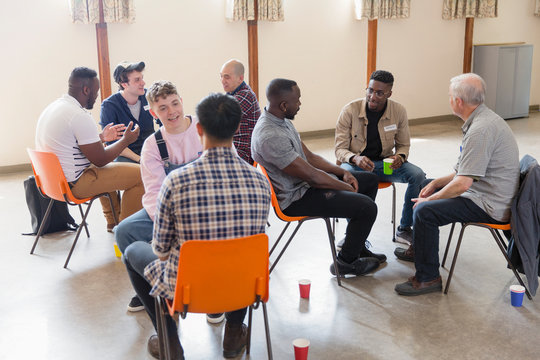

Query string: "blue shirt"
[[100, 91, 158, 155]]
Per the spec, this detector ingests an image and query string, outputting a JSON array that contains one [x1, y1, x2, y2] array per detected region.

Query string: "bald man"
[[394, 73, 520, 296], [220, 59, 260, 164], [36, 67, 144, 230]]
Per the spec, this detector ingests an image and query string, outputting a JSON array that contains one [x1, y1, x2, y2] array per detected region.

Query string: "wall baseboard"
[[0, 163, 32, 175]]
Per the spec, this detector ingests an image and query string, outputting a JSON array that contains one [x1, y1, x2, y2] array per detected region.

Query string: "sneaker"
[[206, 313, 225, 324], [395, 276, 442, 296], [395, 226, 413, 245], [335, 236, 346, 251], [223, 322, 248, 358], [127, 295, 145, 312], [329, 256, 380, 277], [394, 245, 414, 262], [359, 247, 387, 263]]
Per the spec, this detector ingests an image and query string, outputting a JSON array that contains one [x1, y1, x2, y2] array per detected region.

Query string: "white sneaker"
[[206, 313, 225, 324]]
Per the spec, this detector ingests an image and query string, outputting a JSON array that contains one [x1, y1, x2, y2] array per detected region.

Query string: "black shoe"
[[147, 335, 160, 359], [394, 245, 414, 262], [330, 256, 379, 276], [359, 247, 387, 264], [395, 226, 413, 245], [223, 322, 248, 358], [127, 295, 145, 312]]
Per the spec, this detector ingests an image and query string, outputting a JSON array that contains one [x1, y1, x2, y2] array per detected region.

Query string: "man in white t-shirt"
[[35, 67, 145, 229]]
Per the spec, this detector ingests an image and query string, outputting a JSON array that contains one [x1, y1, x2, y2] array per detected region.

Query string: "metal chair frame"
[[442, 222, 532, 300]]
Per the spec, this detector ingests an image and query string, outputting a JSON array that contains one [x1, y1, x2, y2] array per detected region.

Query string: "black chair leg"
[[444, 224, 467, 294], [324, 218, 342, 287], [155, 298, 167, 360], [442, 223, 457, 268], [30, 198, 54, 254], [64, 202, 93, 268], [269, 221, 304, 273], [77, 204, 90, 238], [391, 183, 396, 241], [246, 306, 253, 355], [269, 222, 291, 256], [262, 302, 273, 360]]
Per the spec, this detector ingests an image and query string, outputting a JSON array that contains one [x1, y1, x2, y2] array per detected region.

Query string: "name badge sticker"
[[143, 105, 150, 111], [384, 124, 397, 132]]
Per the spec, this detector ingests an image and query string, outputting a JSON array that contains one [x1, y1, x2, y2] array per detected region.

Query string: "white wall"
[[1, 0, 539, 166]]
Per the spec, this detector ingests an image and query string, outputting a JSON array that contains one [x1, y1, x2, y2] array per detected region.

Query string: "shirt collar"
[[229, 81, 246, 95], [63, 94, 87, 111], [262, 108, 289, 126], [201, 146, 237, 159], [461, 103, 486, 134]]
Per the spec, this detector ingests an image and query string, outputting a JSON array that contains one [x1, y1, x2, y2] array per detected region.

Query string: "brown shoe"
[[394, 245, 414, 262], [147, 335, 160, 359], [223, 322, 248, 358], [395, 276, 442, 296]]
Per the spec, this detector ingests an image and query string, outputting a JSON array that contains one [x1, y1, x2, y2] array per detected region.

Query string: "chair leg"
[[30, 198, 54, 254], [262, 302, 273, 360], [77, 204, 90, 238], [324, 218, 342, 287], [269, 222, 291, 256], [444, 224, 468, 294], [269, 221, 305, 273], [246, 306, 253, 355], [442, 223, 457, 268], [391, 183, 396, 242], [64, 201, 94, 268], [155, 297, 168, 360], [107, 193, 119, 226], [490, 228, 533, 300]]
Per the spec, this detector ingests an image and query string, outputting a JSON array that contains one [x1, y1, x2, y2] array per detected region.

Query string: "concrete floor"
[[1, 112, 539, 360]]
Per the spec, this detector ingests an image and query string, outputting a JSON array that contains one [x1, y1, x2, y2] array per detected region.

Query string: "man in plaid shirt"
[[220, 59, 261, 165], [123, 93, 271, 359]]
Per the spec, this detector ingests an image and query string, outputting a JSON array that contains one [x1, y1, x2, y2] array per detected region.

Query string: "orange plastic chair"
[[258, 165, 343, 286], [27, 149, 118, 268], [442, 222, 532, 300], [155, 234, 273, 359]]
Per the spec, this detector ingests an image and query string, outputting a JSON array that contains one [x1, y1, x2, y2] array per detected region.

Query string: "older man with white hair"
[[394, 73, 520, 296]]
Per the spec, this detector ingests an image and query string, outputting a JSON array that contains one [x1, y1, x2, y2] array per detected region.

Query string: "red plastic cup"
[[293, 338, 310, 360], [298, 279, 311, 299]]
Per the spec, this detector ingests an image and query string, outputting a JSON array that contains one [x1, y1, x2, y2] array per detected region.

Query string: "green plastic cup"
[[383, 158, 394, 175]]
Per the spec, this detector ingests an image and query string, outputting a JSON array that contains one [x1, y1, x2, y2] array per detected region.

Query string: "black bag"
[[23, 176, 78, 235]]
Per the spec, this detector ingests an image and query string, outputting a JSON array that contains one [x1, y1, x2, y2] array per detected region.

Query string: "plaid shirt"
[[144, 147, 271, 299], [230, 82, 261, 164]]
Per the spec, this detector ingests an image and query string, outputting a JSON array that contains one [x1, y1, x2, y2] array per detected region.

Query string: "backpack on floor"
[[23, 176, 78, 235]]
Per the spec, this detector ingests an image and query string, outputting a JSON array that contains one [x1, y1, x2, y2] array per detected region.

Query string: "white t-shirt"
[[35, 94, 100, 182]]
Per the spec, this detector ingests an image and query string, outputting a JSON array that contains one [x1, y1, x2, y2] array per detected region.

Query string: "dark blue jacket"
[[100, 91, 159, 155]]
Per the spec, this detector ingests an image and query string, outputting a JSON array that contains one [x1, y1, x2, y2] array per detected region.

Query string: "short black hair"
[[370, 70, 394, 85], [266, 78, 297, 102], [69, 67, 97, 85], [196, 93, 241, 140]]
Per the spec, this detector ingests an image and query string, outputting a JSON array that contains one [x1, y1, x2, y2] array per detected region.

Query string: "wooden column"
[[463, 17, 474, 73], [96, 0, 111, 101], [366, 19, 378, 85], [247, 0, 259, 99]]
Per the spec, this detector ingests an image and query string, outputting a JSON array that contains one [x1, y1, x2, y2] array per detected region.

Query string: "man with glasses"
[[335, 70, 425, 247]]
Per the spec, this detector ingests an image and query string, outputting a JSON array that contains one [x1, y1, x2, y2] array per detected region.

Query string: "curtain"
[[442, 0, 498, 20], [354, 0, 410, 20], [69, 0, 135, 24], [535, 0, 540, 17], [225, 0, 284, 21]]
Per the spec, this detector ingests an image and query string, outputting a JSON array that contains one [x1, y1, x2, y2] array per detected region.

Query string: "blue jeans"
[[341, 160, 425, 228], [115, 208, 153, 254], [115, 155, 138, 163], [412, 193, 502, 282]]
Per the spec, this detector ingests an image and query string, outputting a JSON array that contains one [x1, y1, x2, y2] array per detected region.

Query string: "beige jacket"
[[335, 98, 410, 164]]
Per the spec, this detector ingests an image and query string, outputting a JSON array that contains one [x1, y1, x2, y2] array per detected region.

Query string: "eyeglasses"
[[366, 88, 390, 98]]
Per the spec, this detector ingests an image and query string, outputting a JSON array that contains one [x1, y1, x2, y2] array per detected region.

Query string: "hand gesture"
[[353, 155, 375, 172], [122, 121, 140, 145], [100, 123, 127, 142], [390, 155, 404, 170]]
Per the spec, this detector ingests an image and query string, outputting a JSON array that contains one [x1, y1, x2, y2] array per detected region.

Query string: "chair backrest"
[[168, 234, 270, 316], [27, 149, 80, 203], [258, 165, 306, 222]]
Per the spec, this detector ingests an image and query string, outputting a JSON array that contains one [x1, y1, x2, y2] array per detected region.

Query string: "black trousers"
[[284, 171, 379, 261]]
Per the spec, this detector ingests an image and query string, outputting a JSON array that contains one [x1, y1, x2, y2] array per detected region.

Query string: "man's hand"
[[100, 123, 127, 143], [342, 171, 359, 192], [352, 155, 375, 172], [412, 197, 429, 209], [121, 121, 140, 145], [390, 154, 404, 170], [419, 180, 436, 198]]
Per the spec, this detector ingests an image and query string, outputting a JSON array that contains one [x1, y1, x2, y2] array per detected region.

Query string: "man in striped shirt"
[[123, 93, 271, 359]]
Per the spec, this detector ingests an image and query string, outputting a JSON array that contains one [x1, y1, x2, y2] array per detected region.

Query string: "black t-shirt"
[[360, 103, 387, 161]]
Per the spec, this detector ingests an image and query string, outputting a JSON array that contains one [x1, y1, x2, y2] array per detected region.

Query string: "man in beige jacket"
[[335, 70, 425, 245]]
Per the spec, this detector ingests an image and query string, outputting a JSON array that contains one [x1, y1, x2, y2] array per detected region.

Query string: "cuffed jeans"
[[123, 242, 246, 356], [413, 195, 502, 282], [283, 171, 378, 262], [71, 163, 144, 225], [115, 208, 153, 254], [341, 160, 426, 228]]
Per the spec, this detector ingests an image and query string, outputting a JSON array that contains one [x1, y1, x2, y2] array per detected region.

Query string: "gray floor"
[[1, 112, 540, 360]]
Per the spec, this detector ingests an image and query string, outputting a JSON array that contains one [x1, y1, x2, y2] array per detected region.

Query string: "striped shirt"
[[229, 82, 261, 165], [144, 147, 271, 299]]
